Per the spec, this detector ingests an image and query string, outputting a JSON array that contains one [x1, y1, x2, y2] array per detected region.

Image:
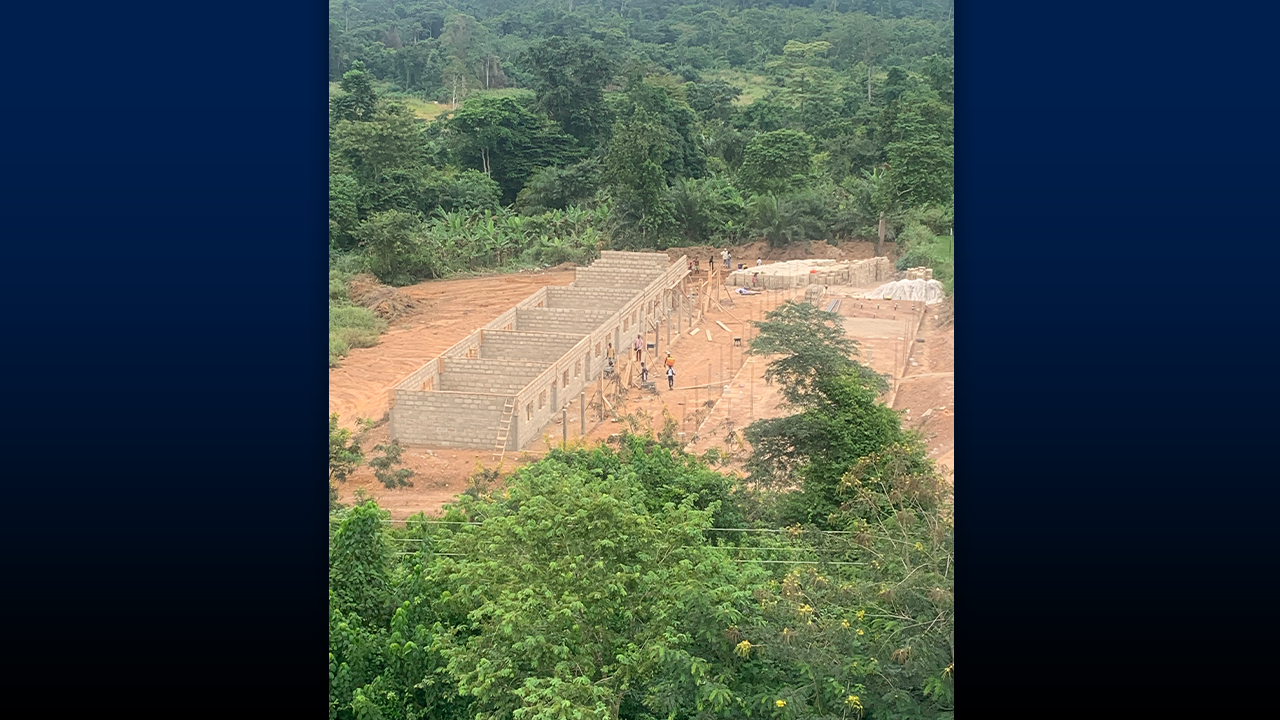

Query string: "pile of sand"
[[348, 274, 419, 321], [866, 279, 947, 304]]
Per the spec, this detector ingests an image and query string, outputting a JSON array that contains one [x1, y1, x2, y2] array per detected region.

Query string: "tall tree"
[[738, 129, 814, 196], [520, 35, 614, 148], [604, 109, 677, 246], [447, 95, 573, 203], [330, 60, 377, 124]]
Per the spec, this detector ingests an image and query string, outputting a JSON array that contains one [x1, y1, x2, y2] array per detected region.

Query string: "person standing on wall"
[[633, 334, 643, 361]]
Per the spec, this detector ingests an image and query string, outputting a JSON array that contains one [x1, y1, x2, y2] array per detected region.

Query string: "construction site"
[[330, 242, 954, 521]]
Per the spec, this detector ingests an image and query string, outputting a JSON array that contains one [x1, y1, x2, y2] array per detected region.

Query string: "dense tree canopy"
[[329, 301, 954, 719], [326, 0, 954, 361]]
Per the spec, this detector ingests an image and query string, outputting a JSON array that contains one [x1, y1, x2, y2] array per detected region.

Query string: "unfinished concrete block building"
[[389, 251, 689, 452]]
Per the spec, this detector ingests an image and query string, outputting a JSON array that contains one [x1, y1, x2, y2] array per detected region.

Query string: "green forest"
[[330, 301, 954, 720], [328, 0, 954, 365], [329, 5, 954, 716]]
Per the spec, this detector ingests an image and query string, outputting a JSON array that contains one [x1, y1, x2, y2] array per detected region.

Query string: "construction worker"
[[606, 343, 616, 369], [757, 258, 763, 267], [664, 351, 674, 371], [633, 334, 643, 361], [640, 362, 649, 383], [666, 364, 675, 390]]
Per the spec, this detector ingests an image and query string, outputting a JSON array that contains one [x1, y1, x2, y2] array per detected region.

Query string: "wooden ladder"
[[492, 398, 516, 463]]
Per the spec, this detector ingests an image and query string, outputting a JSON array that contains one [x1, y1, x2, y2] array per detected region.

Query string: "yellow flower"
[[846, 695, 862, 708], [856, 609, 865, 620], [775, 699, 787, 708], [841, 619, 850, 628], [914, 542, 924, 551], [734, 640, 753, 658], [856, 628, 864, 636]]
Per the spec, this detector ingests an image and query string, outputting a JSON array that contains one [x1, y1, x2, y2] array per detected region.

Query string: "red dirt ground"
[[329, 268, 575, 429], [330, 256, 953, 521]]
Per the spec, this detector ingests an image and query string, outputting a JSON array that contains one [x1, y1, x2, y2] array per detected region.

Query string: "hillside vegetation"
[[327, 1, 955, 364]]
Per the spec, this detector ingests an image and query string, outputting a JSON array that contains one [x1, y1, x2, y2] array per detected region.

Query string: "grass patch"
[[330, 81, 532, 122], [330, 304, 386, 367], [707, 69, 773, 105], [392, 95, 453, 121], [329, 259, 387, 367]]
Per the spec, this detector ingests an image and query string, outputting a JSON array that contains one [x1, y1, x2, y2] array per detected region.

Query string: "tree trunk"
[[876, 211, 886, 257], [867, 63, 873, 103]]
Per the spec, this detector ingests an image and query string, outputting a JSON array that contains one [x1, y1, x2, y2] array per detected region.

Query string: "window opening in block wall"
[[466, 347, 478, 359], [526, 403, 533, 420], [421, 378, 434, 391], [563, 369, 570, 386], [503, 323, 512, 331], [574, 360, 581, 377], [595, 343, 601, 357], [538, 389, 547, 409]]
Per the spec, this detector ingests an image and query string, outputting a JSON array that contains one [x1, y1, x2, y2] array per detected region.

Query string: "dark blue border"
[[0, 1, 325, 704], [0, 0, 1276, 710], [959, 0, 1280, 705]]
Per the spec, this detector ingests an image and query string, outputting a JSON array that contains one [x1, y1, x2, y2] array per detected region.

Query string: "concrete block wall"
[[597, 250, 671, 270], [514, 337, 593, 448], [513, 287, 550, 311], [516, 307, 616, 335], [478, 330, 582, 362], [442, 332, 481, 359], [436, 358, 549, 395], [481, 302, 519, 330], [545, 286, 635, 310], [394, 359, 440, 391], [572, 268, 664, 289], [389, 390, 512, 449]]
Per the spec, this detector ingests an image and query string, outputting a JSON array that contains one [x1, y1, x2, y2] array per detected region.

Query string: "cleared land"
[[330, 242, 952, 520]]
